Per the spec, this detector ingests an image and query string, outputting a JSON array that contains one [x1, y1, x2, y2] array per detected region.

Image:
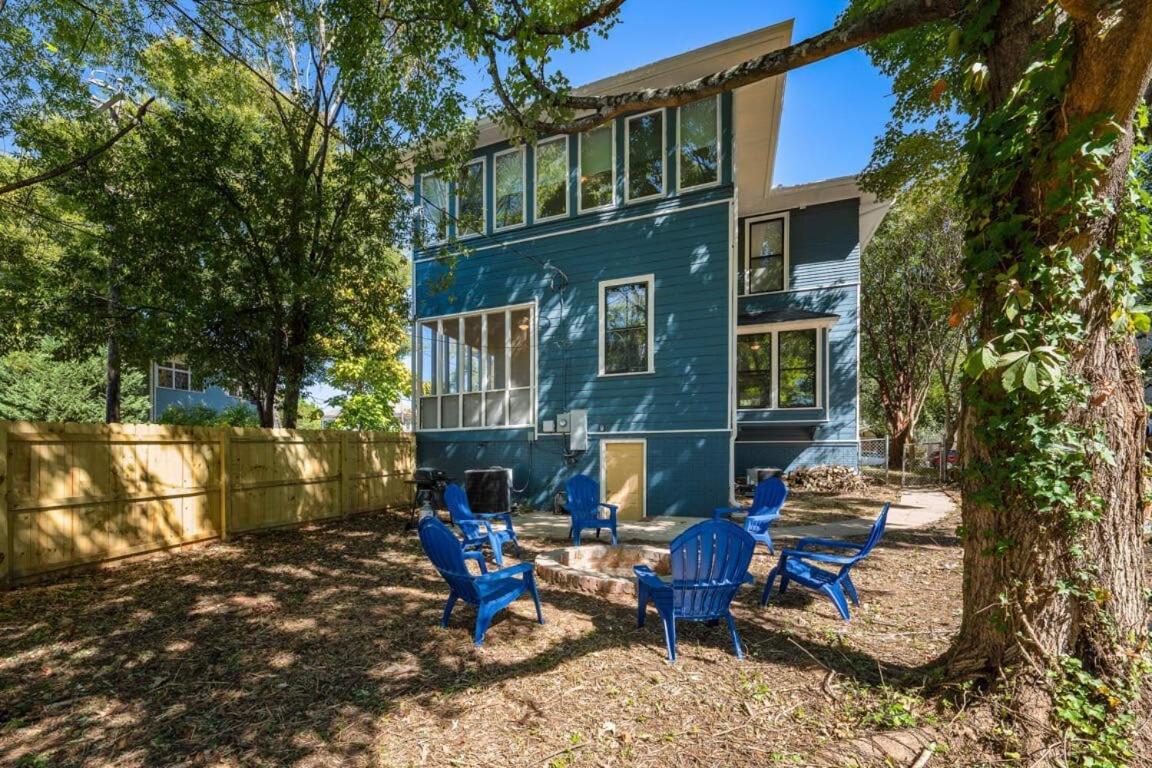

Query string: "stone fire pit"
[[535, 544, 670, 597]]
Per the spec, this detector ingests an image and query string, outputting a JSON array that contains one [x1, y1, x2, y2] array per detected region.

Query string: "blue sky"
[[519, 0, 893, 186]]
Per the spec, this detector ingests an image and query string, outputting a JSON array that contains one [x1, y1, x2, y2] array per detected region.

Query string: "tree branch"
[[0, 98, 156, 197], [499, 0, 964, 134]]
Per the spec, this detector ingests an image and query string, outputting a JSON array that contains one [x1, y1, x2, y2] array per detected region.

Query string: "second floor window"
[[600, 276, 653, 375], [678, 96, 720, 190], [744, 214, 787, 294], [535, 136, 568, 220], [579, 124, 614, 211], [456, 159, 485, 237], [626, 109, 665, 202], [494, 148, 525, 229], [157, 360, 193, 391]]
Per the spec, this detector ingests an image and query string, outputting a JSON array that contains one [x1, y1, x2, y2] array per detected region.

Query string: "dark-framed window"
[[744, 214, 787, 294], [600, 276, 653, 375], [777, 329, 818, 408], [736, 333, 772, 408]]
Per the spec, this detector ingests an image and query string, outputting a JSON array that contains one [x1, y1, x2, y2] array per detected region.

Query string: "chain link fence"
[[858, 437, 890, 484]]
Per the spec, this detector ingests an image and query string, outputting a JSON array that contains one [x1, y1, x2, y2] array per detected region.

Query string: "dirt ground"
[[0, 505, 999, 767]]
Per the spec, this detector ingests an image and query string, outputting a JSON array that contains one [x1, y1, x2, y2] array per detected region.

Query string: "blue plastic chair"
[[713, 476, 788, 554], [418, 516, 544, 645], [634, 520, 756, 662], [445, 483, 520, 566], [564, 475, 619, 546], [760, 502, 890, 621]]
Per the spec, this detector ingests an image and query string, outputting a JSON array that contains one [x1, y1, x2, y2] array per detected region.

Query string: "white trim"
[[454, 156, 486, 239], [590, 428, 731, 435], [492, 146, 527, 232], [413, 198, 730, 262], [598, 273, 656, 377], [414, 301, 537, 433], [624, 108, 667, 204], [419, 171, 450, 245], [600, 438, 648, 518], [534, 134, 570, 223], [736, 440, 858, 445], [676, 95, 722, 193], [734, 323, 824, 411], [577, 122, 617, 214], [735, 418, 829, 423], [741, 211, 790, 295]]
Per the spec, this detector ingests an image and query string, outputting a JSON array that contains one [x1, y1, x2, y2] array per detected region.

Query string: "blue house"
[[149, 359, 246, 422], [411, 22, 887, 518]]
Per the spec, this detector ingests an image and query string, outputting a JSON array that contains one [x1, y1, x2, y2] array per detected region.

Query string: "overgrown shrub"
[[160, 402, 258, 427]]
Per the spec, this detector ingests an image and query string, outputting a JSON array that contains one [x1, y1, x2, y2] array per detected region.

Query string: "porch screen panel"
[[418, 307, 533, 430], [419, 322, 438, 429]]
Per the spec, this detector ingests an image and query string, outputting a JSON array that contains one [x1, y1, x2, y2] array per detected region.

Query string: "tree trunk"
[[948, 1, 1152, 758], [279, 303, 311, 429], [887, 417, 912, 471]]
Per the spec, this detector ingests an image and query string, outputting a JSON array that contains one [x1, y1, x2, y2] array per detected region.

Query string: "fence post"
[[219, 428, 231, 542], [339, 431, 352, 519], [0, 423, 10, 589], [884, 436, 890, 486]]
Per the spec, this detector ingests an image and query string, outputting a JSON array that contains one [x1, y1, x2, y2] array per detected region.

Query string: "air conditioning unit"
[[464, 467, 513, 514], [745, 467, 783, 484]]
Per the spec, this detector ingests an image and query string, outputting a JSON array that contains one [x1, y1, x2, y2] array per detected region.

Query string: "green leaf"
[[1022, 361, 1040, 393]]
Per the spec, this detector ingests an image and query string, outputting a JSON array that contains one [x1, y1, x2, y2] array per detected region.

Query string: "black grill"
[[408, 467, 452, 529]]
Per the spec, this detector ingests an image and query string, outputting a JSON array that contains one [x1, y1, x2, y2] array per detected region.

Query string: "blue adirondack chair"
[[444, 483, 520, 566], [634, 520, 756, 662], [713, 476, 788, 554], [418, 516, 544, 645], [564, 475, 619, 546], [760, 502, 890, 621]]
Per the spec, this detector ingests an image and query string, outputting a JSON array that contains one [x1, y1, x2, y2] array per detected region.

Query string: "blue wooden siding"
[[413, 101, 864, 513], [153, 384, 245, 421], [419, 432, 732, 517], [735, 198, 861, 471]]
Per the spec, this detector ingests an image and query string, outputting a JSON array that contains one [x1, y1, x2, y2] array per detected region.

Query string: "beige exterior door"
[[602, 440, 646, 520]]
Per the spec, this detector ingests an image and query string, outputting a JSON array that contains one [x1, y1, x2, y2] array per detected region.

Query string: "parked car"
[[928, 449, 959, 468]]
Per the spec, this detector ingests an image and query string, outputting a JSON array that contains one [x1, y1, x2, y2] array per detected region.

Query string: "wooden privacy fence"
[[0, 421, 415, 585]]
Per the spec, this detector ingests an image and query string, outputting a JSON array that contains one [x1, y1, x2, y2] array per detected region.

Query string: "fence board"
[[1, 421, 413, 582]]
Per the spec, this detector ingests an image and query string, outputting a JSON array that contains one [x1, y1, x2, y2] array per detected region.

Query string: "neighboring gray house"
[[410, 22, 886, 517]]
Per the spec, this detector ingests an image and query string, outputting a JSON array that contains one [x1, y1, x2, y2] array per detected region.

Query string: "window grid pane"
[[457, 161, 484, 236], [421, 174, 449, 243], [536, 137, 568, 219], [737, 333, 772, 408], [679, 98, 719, 188], [627, 111, 663, 200], [777, 329, 818, 408], [603, 282, 649, 374], [580, 125, 613, 210], [746, 218, 785, 293], [494, 150, 524, 228]]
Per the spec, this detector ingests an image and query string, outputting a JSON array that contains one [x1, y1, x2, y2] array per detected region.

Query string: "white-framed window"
[[736, 323, 825, 410], [578, 123, 615, 213], [742, 212, 789, 295], [599, 275, 655, 376], [156, 360, 198, 392], [534, 135, 569, 221], [455, 158, 486, 238], [416, 303, 535, 431], [625, 109, 665, 203], [493, 146, 526, 230], [419, 172, 450, 245], [677, 96, 720, 191]]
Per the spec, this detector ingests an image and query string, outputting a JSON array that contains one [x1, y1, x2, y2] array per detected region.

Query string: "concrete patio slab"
[[512, 489, 954, 545]]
